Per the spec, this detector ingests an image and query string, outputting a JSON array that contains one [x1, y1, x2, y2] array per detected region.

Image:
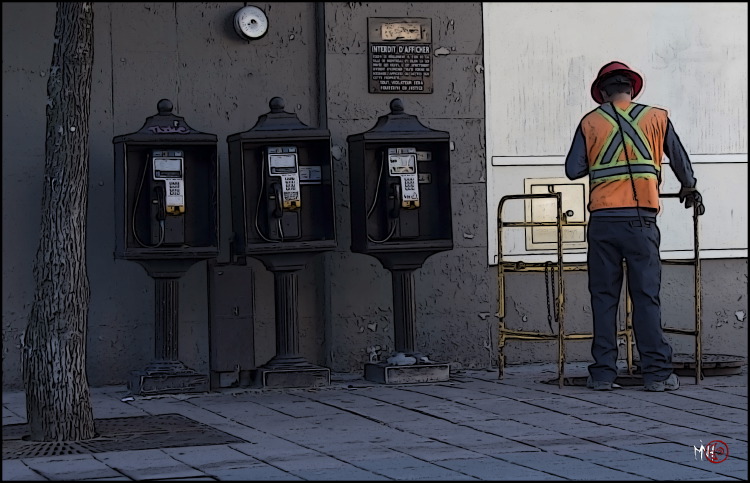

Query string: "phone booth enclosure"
[[113, 99, 219, 262], [347, 99, 453, 259], [227, 97, 336, 258]]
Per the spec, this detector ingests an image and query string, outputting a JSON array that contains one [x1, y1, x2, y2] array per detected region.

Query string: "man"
[[565, 61, 705, 392]]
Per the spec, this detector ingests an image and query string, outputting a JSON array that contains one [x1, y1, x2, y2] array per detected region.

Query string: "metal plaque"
[[368, 17, 433, 94]]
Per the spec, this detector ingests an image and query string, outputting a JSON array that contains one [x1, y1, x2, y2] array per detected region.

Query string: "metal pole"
[[694, 204, 702, 384], [624, 272, 634, 376], [497, 198, 506, 379], [555, 191, 565, 389], [154, 277, 179, 361], [392, 268, 417, 354], [264, 269, 307, 368]]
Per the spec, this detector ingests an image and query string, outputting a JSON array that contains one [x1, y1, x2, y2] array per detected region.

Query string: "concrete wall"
[[484, 3, 748, 266], [2, 2, 326, 389], [323, 2, 491, 372], [2, 2, 746, 390], [482, 3, 748, 366], [501, 259, 749, 365]]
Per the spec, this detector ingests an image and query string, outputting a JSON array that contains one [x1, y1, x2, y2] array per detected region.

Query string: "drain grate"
[[545, 354, 746, 386], [4, 441, 92, 459], [637, 353, 746, 377], [2, 413, 244, 460], [671, 353, 746, 376]]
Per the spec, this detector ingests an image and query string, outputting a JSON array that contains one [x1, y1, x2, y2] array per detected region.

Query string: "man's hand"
[[678, 186, 705, 216]]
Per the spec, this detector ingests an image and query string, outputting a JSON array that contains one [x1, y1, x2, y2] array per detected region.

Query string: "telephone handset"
[[255, 146, 302, 241], [132, 149, 186, 247]]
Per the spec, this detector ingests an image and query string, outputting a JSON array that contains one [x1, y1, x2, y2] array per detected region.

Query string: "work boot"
[[586, 376, 613, 391], [644, 373, 680, 392]]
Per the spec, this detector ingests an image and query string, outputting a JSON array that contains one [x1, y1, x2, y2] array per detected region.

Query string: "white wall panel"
[[484, 2, 748, 264]]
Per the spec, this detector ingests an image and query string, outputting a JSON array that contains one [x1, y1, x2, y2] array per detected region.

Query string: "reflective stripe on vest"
[[590, 163, 659, 181], [596, 103, 652, 165], [589, 103, 660, 184]]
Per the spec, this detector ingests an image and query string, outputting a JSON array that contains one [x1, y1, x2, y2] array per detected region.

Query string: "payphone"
[[348, 98, 452, 265], [112, 99, 219, 395], [228, 98, 336, 259], [347, 98, 453, 384], [114, 100, 219, 262], [227, 97, 336, 388]]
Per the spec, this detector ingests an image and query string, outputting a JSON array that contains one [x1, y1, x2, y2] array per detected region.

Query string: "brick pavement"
[[3, 362, 747, 481]]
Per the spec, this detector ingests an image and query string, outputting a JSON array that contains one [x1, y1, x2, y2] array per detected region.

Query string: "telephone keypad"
[[168, 181, 181, 196]]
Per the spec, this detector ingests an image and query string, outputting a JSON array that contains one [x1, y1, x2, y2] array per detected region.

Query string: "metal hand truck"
[[496, 191, 703, 388]]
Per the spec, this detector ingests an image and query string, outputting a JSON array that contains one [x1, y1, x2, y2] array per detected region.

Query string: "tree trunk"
[[22, 2, 96, 442]]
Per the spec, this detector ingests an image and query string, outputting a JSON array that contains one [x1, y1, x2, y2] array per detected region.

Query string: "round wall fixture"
[[234, 5, 268, 40]]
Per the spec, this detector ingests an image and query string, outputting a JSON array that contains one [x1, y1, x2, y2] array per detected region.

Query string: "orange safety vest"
[[581, 102, 667, 211]]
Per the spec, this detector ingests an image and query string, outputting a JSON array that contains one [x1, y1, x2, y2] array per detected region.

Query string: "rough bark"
[[22, 2, 96, 442]]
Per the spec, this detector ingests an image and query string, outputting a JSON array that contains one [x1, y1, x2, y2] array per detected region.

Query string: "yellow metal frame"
[[496, 191, 702, 388], [660, 193, 703, 384]]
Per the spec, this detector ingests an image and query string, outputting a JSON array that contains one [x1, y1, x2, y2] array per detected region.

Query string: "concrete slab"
[[2, 363, 746, 481], [437, 456, 565, 480], [92, 449, 207, 480], [285, 465, 393, 480], [162, 445, 263, 467], [20, 454, 123, 480], [1, 460, 45, 481]]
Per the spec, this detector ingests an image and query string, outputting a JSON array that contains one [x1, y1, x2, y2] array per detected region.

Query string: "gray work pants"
[[587, 217, 674, 385]]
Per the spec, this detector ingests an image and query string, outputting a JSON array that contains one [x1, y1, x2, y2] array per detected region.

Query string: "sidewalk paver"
[[2, 363, 746, 481]]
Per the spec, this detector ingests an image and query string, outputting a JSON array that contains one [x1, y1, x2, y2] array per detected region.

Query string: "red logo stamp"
[[694, 439, 729, 463], [705, 440, 729, 464]]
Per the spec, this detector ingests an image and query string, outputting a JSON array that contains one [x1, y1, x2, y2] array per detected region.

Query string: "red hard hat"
[[591, 61, 643, 104]]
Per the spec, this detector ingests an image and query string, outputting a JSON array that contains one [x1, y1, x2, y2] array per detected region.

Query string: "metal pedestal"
[[129, 277, 208, 396], [254, 269, 330, 388]]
